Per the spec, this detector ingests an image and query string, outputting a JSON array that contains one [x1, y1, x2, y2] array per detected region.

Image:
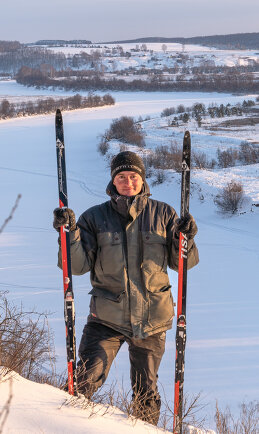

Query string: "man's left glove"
[[53, 208, 77, 232], [174, 213, 198, 240]]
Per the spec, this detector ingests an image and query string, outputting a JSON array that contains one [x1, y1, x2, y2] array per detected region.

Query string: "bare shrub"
[[176, 104, 185, 113], [161, 107, 176, 117], [169, 142, 182, 172], [141, 154, 153, 178], [0, 99, 14, 118], [0, 292, 55, 380], [215, 400, 259, 434], [147, 142, 182, 172], [124, 130, 145, 147], [177, 104, 186, 113], [151, 170, 167, 186], [214, 181, 244, 214], [217, 148, 239, 168], [193, 151, 212, 169], [107, 116, 145, 147], [239, 141, 259, 165], [64, 379, 205, 431], [98, 139, 109, 155], [193, 151, 216, 169], [168, 392, 206, 434]]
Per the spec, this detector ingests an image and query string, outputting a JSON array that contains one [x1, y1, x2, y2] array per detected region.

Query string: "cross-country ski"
[[173, 131, 191, 434], [55, 109, 77, 396]]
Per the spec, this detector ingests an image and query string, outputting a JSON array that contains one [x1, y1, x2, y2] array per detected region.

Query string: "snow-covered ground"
[[0, 372, 178, 434], [137, 111, 259, 202], [35, 42, 259, 71], [0, 82, 259, 430]]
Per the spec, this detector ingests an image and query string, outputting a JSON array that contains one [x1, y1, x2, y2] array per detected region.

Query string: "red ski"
[[55, 109, 77, 395], [173, 131, 191, 433]]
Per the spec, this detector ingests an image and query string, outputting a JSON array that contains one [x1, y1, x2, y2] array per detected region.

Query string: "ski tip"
[[184, 130, 190, 139], [55, 109, 63, 127]]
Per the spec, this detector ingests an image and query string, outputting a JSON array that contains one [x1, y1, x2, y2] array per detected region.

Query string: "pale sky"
[[0, 0, 258, 43]]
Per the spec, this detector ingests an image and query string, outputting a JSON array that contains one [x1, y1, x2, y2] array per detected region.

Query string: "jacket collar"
[[106, 180, 151, 220]]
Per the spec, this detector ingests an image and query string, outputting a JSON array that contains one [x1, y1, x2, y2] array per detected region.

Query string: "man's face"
[[113, 171, 143, 196]]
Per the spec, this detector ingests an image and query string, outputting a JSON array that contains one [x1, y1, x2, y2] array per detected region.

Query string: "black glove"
[[53, 208, 77, 232], [174, 213, 198, 239]]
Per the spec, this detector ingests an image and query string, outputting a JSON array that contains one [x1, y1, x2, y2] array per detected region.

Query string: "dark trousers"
[[77, 322, 166, 425]]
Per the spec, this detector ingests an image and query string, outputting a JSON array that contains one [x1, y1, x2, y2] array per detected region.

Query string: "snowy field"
[[1, 82, 259, 430], [36, 42, 259, 70]]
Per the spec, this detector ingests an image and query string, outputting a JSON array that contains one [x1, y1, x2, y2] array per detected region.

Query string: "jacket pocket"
[[147, 286, 174, 328], [96, 232, 125, 276], [141, 232, 168, 274], [93, 232, 126, 289], [141, 232, 170, 292], [89, 287, 126, 327]]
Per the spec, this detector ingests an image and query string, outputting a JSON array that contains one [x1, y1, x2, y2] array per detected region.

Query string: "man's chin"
[[122, 190, 135, 196]]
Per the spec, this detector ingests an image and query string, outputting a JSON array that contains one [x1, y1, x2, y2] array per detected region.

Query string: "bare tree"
[[162, 44, 167, 53]]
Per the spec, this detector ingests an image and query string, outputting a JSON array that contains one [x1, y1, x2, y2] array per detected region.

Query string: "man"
[[53, 151, 199, 425]]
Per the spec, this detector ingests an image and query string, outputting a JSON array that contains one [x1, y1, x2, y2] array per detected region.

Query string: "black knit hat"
[[111, 151, 146, 180]]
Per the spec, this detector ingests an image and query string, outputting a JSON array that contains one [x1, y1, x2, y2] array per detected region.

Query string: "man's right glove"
[[53, 208, 77, 232], [174, 213, 198, 240]]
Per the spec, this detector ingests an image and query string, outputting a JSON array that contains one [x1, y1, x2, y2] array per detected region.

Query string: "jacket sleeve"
[[166, 208, 199, 272], [57, 211, 97, 275]]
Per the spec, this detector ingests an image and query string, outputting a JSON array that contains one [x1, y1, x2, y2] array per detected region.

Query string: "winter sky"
[[0, 0, 258, 43]]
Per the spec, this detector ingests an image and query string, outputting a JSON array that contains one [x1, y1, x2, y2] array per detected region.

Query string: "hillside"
[[101, 32, 259, 50], [0, 371, 178, 434]]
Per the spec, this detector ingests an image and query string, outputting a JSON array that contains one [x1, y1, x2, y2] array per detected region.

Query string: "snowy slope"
[[0, 84, 259, 429], [0, 372, 175, 434]]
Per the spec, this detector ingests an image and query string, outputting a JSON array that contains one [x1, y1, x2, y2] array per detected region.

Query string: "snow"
[[193, 164, 259, 202], [33, 42, 259, 71], [0, 81, 259, 430], [0, 372, 174, 434], [15, 41, 257, 85]]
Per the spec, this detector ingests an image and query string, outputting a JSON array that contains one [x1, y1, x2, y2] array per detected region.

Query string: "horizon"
[[0, 0, 258, 43], [5, 30, 259, 45]]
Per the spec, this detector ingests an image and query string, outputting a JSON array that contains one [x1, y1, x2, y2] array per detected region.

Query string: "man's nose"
[[125, 177, 132, 185]]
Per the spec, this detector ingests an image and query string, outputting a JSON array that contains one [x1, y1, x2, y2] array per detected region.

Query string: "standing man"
[[53, 151, 199, 425]]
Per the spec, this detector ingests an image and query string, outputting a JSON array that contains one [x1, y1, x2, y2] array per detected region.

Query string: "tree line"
[[0, 40, 22, 53], [161, 100, 257, 128], [16, 66, 259, 93], [0, 48, 67, 74], [0, 93, 115, 120]]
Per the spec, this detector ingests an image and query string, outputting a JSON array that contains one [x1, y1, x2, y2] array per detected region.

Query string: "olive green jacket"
[[58, 182, 199, 338]]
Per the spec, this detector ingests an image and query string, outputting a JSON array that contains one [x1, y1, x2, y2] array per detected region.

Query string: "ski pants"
[[77, 322, 166, 425]]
